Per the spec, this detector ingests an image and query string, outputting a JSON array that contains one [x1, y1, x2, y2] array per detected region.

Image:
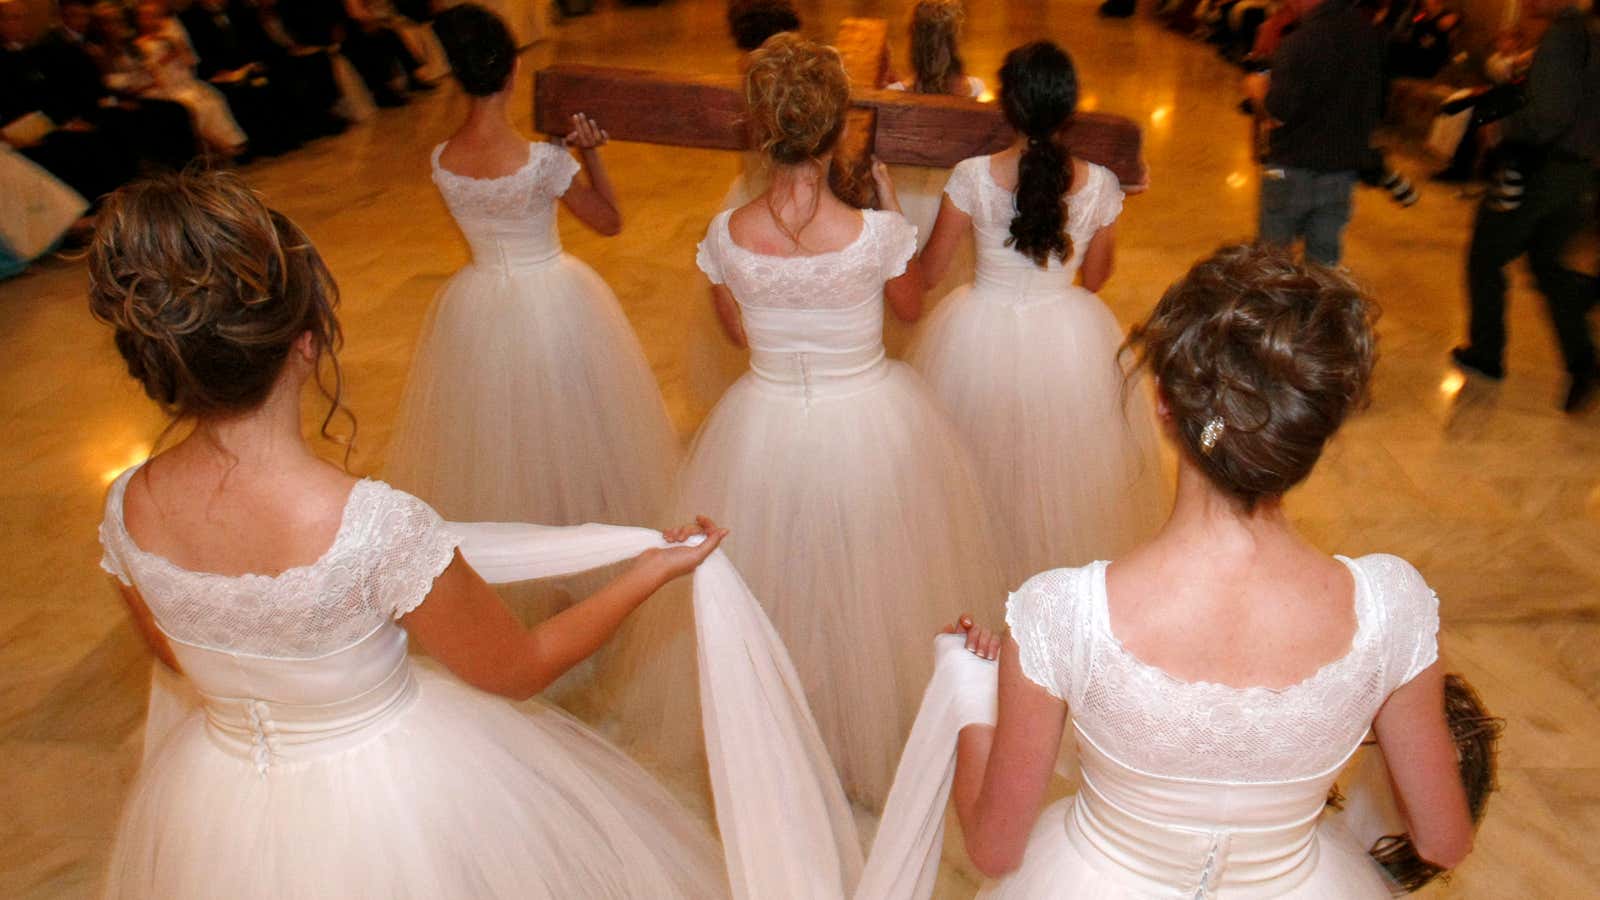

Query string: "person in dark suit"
[[182, 0, 307, 154]]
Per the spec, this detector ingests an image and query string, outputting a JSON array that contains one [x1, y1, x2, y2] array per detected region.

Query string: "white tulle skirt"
[[978, 798, 1389, 898], [910, 285, 1168, 584], [386, 254, 679, 535], [104, 665, 726, 899], [600, 361, 1006, 811]]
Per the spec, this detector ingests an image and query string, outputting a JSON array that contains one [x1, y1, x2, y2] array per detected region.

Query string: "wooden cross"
[[533, 19, 1144, 207]]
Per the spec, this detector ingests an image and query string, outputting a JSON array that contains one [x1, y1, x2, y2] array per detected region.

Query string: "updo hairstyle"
[[727, 0, 800, 52], [998, 41, 1079, 268], [1126, 244, 1378, 509], [87, 171, 352, 446], [909, 0, 967, 94], [743, 33, 851, 166], [434, 3, 515, 97]]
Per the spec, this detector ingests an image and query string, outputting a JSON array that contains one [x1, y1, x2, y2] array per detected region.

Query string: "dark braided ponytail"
[[998, 42, 1079, 268]]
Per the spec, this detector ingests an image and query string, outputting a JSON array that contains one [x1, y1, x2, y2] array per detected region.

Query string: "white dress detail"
[[601, 209, 1007, 812], [981, 555, 1440, 898], [97, 468, 725, 900], [910, 156, 1167, 584], [385, 142, 680, 611]]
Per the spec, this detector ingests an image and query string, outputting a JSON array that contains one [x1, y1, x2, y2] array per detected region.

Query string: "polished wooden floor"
[[1, 1, 1595, 896]]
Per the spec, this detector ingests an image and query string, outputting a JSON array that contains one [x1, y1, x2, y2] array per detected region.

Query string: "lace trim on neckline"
[[110, 465, 374, 585], [431, 141, 540, 184], [720, 208, 873, 262], [1093, 556, 1372, 697]]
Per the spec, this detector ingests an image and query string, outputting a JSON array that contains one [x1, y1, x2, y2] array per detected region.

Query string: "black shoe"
[[1429, 168, 1472, 184], [1451, 347, 1505, 381], [1564, 370, 1597, 413], [375, 89, 409, 108], [407, 75, 438, 92]]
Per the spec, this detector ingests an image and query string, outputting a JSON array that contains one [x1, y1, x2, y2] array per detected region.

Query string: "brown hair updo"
[[909, 0, 967, 95], [87, 171, 351, 446], [743, 33, 851, 166], [1127, 244, 1378, 509]]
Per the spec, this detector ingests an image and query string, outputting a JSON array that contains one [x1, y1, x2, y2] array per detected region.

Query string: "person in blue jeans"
[[1243, 0, 1384, 266]]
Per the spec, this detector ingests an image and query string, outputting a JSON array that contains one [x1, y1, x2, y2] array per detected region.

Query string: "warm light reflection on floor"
[[1439, 370, 1467, 399], [1225, 171, 1248, 190], [100, 445, 151, 485]]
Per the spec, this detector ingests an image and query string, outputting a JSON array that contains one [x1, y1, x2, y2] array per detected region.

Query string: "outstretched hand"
[[563, 113, 609, 151], [942, 613, 1001, 660], [634, 516, 728, 583], [871, 157, 901, 212]]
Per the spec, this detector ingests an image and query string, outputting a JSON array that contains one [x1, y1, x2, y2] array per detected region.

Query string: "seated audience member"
[[129, 0, 249, 156], [181, 0, 310, 154], [0, 0, 135, 203], [50, 0, 197, 170]]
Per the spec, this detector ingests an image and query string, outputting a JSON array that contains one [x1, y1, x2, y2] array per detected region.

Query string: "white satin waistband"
[[1066, 774, 1321, 899], [466, 237, 562, 272], [747, 347, 890, 403], [201, 658, 418, 773], [973, 266, 1074, 302]]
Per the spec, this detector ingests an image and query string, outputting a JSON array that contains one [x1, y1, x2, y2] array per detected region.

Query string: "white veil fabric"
[[134, 520, 1000, 900]]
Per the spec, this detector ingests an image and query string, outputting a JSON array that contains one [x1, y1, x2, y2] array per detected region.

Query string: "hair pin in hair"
[[1199, 415, 1226, 454]]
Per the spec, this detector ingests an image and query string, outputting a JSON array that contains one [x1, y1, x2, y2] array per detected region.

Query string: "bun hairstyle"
[[727, 0, 801, 52], [909, 0, 967, 95], [743, 33, 850, 166], [1127, 244, 1379, 509], [87, 171, 352, 450], [434, 3, 515, 98], [998, 41, 1079, 268]]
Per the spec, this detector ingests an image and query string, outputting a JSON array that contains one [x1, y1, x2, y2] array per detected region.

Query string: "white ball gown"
[[910, 156, 1166, 585], [386, 141, 679, 560], [984, 555, 1440, 898], [603, 208, 1006, 811], [96, 468, 725, 900]]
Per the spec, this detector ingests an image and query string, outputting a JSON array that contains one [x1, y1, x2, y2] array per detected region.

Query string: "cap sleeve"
[[1364, 554, 1441, 693], [943, 156, 985, 218], [98, 468, 137, 586], [874, 210, 918, 281], [536, 142, 582, 199], [695, 211, 732, 285], [1004, 568, 1076, 701], [365, 484, 462, 620], [1087, 164, 1125, 232]]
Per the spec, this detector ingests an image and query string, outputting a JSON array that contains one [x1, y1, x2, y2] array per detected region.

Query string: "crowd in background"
[[1, 0, 454, 276]]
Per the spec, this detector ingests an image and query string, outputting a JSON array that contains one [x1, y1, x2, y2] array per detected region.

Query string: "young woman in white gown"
[[947, 245, 1475, 897], [604, 35, 1005, 813], [386, 6, 678, 554], [907, 42, 1166, 585], [88, 171, 728, 899]]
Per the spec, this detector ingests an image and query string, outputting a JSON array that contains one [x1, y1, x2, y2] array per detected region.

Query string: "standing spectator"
[[1243, 0, 1384, 266], [1453, 0, 1598, 412]]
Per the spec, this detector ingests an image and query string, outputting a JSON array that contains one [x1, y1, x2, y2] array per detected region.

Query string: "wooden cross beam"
[[533, 27, 1145, 198]]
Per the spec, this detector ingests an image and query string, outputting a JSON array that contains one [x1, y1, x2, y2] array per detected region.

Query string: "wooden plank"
[[533, 65, 1146, 187], [533, 65, 746, 152]]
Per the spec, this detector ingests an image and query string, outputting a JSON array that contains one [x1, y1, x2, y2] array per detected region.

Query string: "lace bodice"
[[98, 467, 460, 659], [1006, 555, 1439, 782], [696, 208, 917, 312], [431, 141, 580, 268], [944, 155, 1123, 291]]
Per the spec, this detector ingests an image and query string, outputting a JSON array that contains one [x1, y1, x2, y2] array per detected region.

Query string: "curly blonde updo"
[[743, 33, 851, 166], [1127, 244, 1378, 509], [87, 171, 349, 438]]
